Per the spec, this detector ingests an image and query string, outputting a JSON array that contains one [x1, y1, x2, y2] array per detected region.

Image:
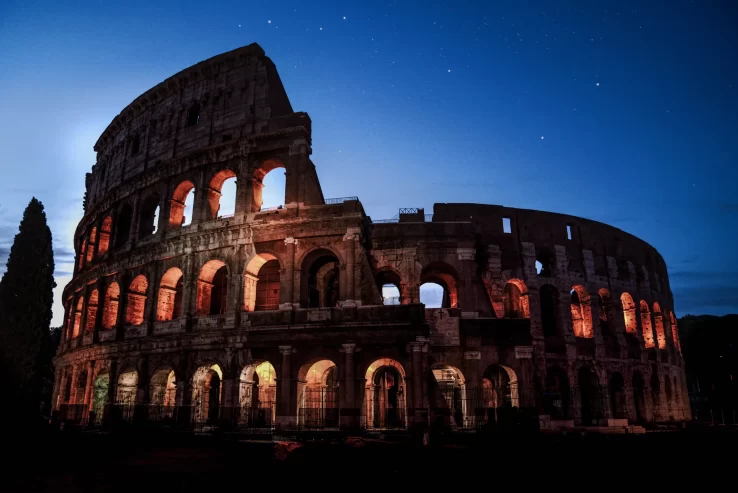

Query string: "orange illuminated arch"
[[72, 297, 84, 338], [640, 300, 654, 348], [169, 180, 195, 228], [504, 278, 530, 318], [420, 262, 459, 309], [86, 227, 97, 264], [125, 275, 148, 326], [621, 292, 637, 334], [670, 311, 681, 354], [244, 253, 281, 312], [98, 216, 112, 256], [197, 259, 229, 315], [157, 267, 184, 321], [85, 288, 99, 332], [570, 285, 593, 338], [253, 158, 286, 212], [102, 282, 120, 329], [653, 302, 666, 349], [206, 170, 237, 219]]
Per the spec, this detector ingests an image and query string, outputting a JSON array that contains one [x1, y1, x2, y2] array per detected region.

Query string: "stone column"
[[68, 365, 80, 406], [181, 254, 196, 328], [340, 343, 357, 428], [277, 346, 294, 429], [83, 361, 95, 409], [342, 229, 358, 305], [281, 237, 297, 309], [411, 341, 424, 426]]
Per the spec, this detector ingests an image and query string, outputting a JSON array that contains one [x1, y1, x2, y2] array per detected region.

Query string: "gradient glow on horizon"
[[0, 0, 736, 325]]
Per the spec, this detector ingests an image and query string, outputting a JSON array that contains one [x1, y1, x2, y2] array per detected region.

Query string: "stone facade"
[[53, 43, 689, 432]]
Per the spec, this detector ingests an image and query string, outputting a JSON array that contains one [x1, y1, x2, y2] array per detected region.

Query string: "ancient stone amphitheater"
[[53, 43, 689, 433]]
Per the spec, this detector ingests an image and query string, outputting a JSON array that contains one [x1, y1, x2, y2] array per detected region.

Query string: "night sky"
[[1, 0, 736, 326]]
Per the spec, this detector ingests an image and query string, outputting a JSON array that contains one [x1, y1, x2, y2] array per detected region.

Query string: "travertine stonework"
[[53, 44, 689, 431]]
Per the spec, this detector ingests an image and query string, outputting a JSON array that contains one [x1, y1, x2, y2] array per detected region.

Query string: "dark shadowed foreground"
[[8, 427, 734, 491]]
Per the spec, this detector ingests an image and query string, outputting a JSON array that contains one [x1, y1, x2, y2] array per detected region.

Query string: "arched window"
[[138, 194, 160, 238], [570, 285, 593, 338], [72, 297, 83, 338], [186, 103, 200, 127], [97, 216, 112, 256], [102, 282, 120, 330], [621, 292, 637, 334], [640, 300, 654, 348], [376, 269, 402, 305], [540, 284, 560, 337], [78, 238, 87, 271], [670, 312, 681, 354], [157, 268, 184, 321], [653, 302, 666, 349], [300, 249, 340, 308], [244, 254, 281, 312], [544, 366, 570, 419], [253, 160, 287, 211], [86, 227, 97, 264], [197, 260, 229, 315], [169, 181, 195, 229], [207, 170, 237, 220], [85, 289, 99, 332], [125, 275, 148, 326], [115, 204, 133, 248], [609, 373, 626, 419], [297, 359, 339, 428], [503, 280, 529, 318], [420, 262, 458, 309], [192, 364, 222, 424], [239, 361, 277, 426], [64, 300, 73, 341], [598, 288, 612, 335]]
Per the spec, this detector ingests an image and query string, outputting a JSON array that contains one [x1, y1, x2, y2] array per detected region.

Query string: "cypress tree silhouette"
[[0, 198, 56, 420]]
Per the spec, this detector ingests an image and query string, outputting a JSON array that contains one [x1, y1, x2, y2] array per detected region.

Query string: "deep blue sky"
[[1, 0, 736, 325]]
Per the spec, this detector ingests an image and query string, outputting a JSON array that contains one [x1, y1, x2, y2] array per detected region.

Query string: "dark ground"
[[7, 426, 735, 491]]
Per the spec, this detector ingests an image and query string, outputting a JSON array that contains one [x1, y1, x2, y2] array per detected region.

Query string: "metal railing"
[[399, 207, 420, 214], [372, 218, 399, 224], [324, 196, 358, 204]]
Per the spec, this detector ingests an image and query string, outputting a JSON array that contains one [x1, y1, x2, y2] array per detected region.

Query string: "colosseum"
[[52, 43, 690, 434]]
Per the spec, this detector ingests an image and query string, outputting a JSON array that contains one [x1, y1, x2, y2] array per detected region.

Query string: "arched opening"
[[125, 275, 148, 326], [78, 238, 87, 271], [480, 365, 519, 425], [239, 361, 277, 427], [653, 302, 666, 349], [664, 376, 673, 420], [365, 358, 407, 429], [102, 282, 120, 330], [650, 372, 661, 420], [621, 293, 637, 334], [301, 249, 340, 308], [578, 366, 601, 425], [670, 312, 681, 354], [74, 369, 88, 406], [503, 279, 530, 318], [540, 284, 560, 337], [116, 368, 138, 421], [97, 216, 112, 256], [169, 180, 195, 229], [570, 286, 593, 338], [86, 227, 97, 264], [114, 204, 133, 248], [536, 248, 555, 277], [207, 170, 237, 219], [609, 373, 626, 419], [149, 368, 176, 420], [297, 359, 339, 428], [420, 262, 458, 308], [85, 289, 99, 333], [138, 193, 160, 238], [157, 267, 184, 321], [72, 297, 83, 338], [376, 269, 402, 305], [255, 163, 286, 211], [244, 254, 281, 312], [598, 289, 612, 335], [192, 364, 222, 425], [91, 369, 109, 424], [197, 260, 228, 315], [544, 366, 570, 420], [430, 365, 466, 429], [632, 372, 647, 423], [640, 300, 654, 348]]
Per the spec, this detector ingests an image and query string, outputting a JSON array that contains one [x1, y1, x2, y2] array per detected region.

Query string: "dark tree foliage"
[[0, 198, 56, 420], [680, 314, 738, 418]]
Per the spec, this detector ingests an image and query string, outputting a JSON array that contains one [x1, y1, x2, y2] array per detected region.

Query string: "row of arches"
[[77, 166, 287, 274], [64, 248, 348, 340]]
